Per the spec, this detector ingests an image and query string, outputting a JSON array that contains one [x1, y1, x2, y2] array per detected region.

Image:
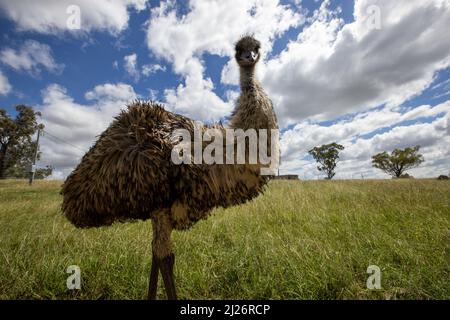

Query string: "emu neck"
[[230, 64, 278, 131], [239, 66, 257, 92]]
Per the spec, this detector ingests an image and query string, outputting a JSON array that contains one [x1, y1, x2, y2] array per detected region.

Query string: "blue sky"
[[0, 0, 449, 179]]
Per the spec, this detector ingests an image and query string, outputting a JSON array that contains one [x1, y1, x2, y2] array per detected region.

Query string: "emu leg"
[[147, 253, 160, 300], [160, 253, 177, 300], [151, 211, 176, 300]]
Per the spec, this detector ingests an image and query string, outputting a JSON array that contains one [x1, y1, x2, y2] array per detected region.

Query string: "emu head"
[[235, 36, 261, 68]]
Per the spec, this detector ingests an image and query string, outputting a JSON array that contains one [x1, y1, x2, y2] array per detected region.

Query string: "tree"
[[0, 105, 44, 179], [308, 142, 345, 180], [6, 164, 53, 179], [372, 146, 424, 178]]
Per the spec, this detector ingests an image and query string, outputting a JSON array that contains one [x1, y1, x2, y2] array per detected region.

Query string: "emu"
[[61, 36, 278, 299]]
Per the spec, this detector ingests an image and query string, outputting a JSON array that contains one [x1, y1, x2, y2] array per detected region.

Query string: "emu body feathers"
[[61, 102, 267, 230]]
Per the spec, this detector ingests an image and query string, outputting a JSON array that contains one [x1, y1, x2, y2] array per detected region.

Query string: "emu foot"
[[147, 253, 177, 300], [148, 254, 160, 300], [160, 253, 177, 300]]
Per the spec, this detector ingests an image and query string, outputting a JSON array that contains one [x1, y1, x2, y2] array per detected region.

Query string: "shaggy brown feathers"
[[62, 103, 270, 230]]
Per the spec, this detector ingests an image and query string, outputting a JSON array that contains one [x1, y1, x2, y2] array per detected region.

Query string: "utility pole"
[[29, 128, 41, 185], [278, 153, 281, 176]]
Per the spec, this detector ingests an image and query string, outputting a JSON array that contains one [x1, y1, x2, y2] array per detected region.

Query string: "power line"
[[41, 129, 87, 153]]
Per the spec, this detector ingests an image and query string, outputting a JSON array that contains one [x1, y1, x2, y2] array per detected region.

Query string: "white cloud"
[[123, 54, 166, 81], [0, 40, 64, 76], [0, 0, 148, 34], [164, 70, 232, 121], [262, 0, 450, 125], [431, 78, 450, 91], [343, 115, 450, 179], [124, 53, 139, 81], [281, 102, 450, 159], [0, 70, 12, 95], [142, 64, 166, 76], [85, 83, 138, 101], [37, 83, 138, 171], [146, 0, 304, 121], [148, 89, 159, 101]]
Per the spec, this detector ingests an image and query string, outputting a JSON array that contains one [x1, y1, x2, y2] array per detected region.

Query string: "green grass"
[[0, 179, 449, 300]]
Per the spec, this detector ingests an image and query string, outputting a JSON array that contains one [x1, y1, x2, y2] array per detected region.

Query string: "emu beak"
[[241, 51, 258, 63]]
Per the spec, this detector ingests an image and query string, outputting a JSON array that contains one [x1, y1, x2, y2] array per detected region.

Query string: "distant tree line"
[[309, 142, 426, 180], [0, 105, 52, 180]]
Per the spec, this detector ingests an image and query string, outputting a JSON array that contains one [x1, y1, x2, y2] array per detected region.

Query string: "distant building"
[[272, 175, 299, 180]]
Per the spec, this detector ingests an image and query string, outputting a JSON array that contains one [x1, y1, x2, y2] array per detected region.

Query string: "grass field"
[[0, 179, 449, 300]]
